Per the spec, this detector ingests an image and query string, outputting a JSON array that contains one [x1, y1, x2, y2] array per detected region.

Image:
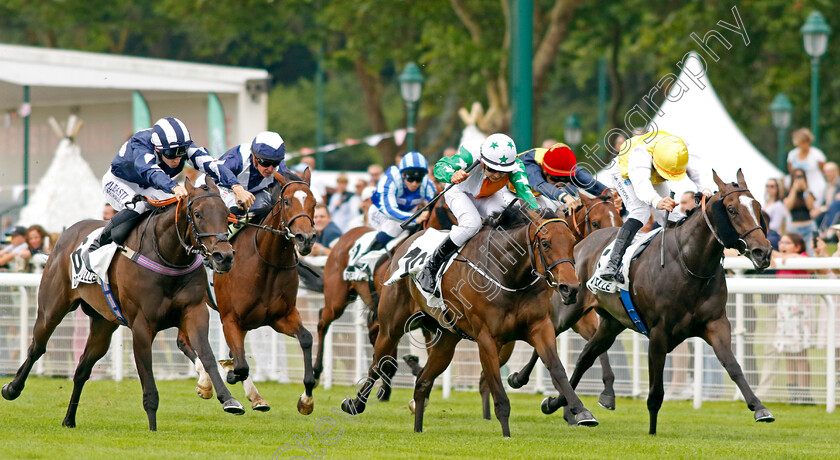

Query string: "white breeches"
[[102, 170, 172, 214], [609, 169, 670, 225], [368, 206, 404, 238], [444, 186, 516, 247]]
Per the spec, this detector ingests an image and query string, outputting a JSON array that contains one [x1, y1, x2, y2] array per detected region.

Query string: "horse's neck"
[[482, 224, 533, 284], [258, 212, 295, 264], [153, 207, 194, 265], [675, 207, 723, 270]]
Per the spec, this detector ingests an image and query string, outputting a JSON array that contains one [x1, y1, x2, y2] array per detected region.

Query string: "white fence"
[[0, 258, 838, 413]]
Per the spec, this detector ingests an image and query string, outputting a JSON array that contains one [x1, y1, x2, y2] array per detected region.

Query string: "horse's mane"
[[485, 203, 559, 230]]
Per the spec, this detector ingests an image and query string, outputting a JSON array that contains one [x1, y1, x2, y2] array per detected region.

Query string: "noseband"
[[701, 189, 763, 253], [528, 218, 575, 289], [570, 199, 614, 240], [267, 180, 315, 240], [176, 192, 230, 258]]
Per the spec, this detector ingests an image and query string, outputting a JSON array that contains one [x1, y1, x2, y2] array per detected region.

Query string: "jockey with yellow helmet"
[[601, 131, 712, 283], [518, 142, 612, 210]]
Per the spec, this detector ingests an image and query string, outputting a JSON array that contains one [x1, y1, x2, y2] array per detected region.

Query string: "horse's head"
[[184, 177, 235, 273], [529, 209, 580, 304], [575, 193, 623, 239], [711, 169, 772, 271], [270, 168, 316, 254]]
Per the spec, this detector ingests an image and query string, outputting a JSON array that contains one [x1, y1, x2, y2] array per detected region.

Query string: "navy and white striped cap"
[[250, 131, 286, 161], [151, 117, 191, 149], [398, 151, 429, 172]]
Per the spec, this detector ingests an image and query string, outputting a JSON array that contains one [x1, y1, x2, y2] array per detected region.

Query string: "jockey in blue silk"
[[88, 117, 252, 258], [368, 151, 437, 248], [217, 131, 290, 215]]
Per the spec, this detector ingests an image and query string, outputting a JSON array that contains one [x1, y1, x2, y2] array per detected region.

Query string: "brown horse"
[[2, 178, 242, 430], [543, 170, 775, 434], [341, 204, 598, 437], [180, 169, 317, 413]]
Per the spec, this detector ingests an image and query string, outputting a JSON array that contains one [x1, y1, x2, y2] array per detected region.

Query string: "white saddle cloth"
[[587, 227, 662, 294], [70, 228, 120, 289], [385, 228, 459, 310]]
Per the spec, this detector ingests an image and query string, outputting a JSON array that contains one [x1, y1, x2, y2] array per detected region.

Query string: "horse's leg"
[[704, 317, 774, 423], [3, 295, 76, 401], [378, 342, 398, 403], [480, 342, 512, 420], [413, 333, 459, 433], [506, 349, 537, 389], [543, 314, 625, 418], [217, 359, 268, 411], [315, 283, 353, 382], [181, 308, 244, 416], [475, 331, 512, 437], [646, 330, 668, 435], [220, 314, 249, 383], [62, 313, 118, 428], [130, 324, 160, 431], [271, 310, 316, 415], [175, 330, 212, 399], [529, 317, 599, 427], [572, 310, 616, 411]]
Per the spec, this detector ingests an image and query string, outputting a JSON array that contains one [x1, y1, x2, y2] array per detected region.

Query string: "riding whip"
[[661, 191, 675, 268], [401, 156, 482, 229]]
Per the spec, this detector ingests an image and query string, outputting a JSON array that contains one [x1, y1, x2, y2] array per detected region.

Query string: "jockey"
[[518, 142, 611, 210], [88, 117, 251, 257], [600, 130, 712, 283], [217, 131, 288, 216], [415, 133, 538, 293]]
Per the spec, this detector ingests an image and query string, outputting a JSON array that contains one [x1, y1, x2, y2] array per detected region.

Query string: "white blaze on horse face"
[[739, 196, 759, 226], [607, 210, 617, 227], [294, 190, 308, 209]]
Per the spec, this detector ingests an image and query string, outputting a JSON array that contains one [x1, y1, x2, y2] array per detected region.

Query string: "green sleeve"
[[509, 158, 538, 209], [433, 146, 475, 183]]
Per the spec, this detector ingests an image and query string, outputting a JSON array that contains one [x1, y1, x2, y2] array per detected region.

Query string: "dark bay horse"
[[2, 178, 242, 430], [543, 170, 775, 434], [181, 169, 317, 413], [341, 204, 598, 437]]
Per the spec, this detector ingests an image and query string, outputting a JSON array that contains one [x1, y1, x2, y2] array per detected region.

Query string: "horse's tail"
[[297, 260, 324, 293]]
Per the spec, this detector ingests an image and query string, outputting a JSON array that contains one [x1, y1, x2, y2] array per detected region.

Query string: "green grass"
[[0, 377, 838, 459]]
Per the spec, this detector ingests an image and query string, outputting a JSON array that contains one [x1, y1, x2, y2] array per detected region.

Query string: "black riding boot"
[[415, 237, 460, 294], [84, 208, 141, 271], [601, 218, 643, 283]]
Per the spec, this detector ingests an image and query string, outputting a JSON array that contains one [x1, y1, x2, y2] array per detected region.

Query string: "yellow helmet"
[[651, 135, 688, 181]]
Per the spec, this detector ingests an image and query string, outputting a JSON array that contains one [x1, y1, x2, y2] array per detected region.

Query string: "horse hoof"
[[313, 378, 320, 389], [62, 419, 76, 428], [297, 393, 314, 415], [252, 398, 271, 412], [598, 394, 616, 411], [2, 383, 20, 401], [408, 399, 416, 414], [223, 398, 245, 415], [218, 359, 234, 369], [507, 372, 525, 389], [754, 408, 775, 423], [226, 370, 238, 385], [541, 397, 560, 415], [341, 398, 364, 415], [195, 385, 213, 399], [575, 410, 599, 427]]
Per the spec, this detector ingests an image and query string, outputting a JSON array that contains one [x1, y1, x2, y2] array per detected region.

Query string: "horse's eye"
[[728, 206, 736, 215], [541, 239, 549, 248], [284, 198, 290, 206], [592, 222, 600, 229], [194, 212, 202, 219]]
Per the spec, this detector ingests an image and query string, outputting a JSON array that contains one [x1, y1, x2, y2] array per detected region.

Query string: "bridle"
[[251, 180, 315, 270], [570, 199, 615, 240], [175, 191, 230, 259], [527, 217, 575, 289]]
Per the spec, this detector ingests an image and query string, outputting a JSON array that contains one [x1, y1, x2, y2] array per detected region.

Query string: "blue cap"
[[151, 117, 191, 149], [250, 131, 286, 161], [399, 151, 428, 172]]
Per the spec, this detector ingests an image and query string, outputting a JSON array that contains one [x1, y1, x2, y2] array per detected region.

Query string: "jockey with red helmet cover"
[[415, 133, 538, 294], [518, 142, 611, 210], [88, 117, 250, 260], [214, 131, 290, 216]]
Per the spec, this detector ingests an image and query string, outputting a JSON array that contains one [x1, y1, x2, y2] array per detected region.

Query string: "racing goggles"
[[402, 171, 425, 183], [546, 174, 570, 184], [256, 157, 281, 168], [483, 164, 504, 175], [158, 145, 188, 159]]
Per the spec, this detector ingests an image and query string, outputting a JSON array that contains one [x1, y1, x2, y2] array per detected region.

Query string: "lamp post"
[[398, 62, 424, 153], [564, 114, 582, 150], [801, 11, 831, 147], [770, 93, 793, 171]]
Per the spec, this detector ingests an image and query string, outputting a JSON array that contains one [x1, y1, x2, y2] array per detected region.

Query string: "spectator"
[[541, 138, 558, 149], [770, 233, 815, 404], [783, 168, 817, 254], [292, 156, 325, 202], [328, 173, 360, 232], [310, 203, 342, 257], [367, 164, 384, 187], [818, 162, 840, 240], [0, 226, 30, 271], [354, 178, 367, 199], [347, 186, 376, 229], [442, 147, 457, 158], [677, 191, 696, 215], [787, 128, 826, 206], [103, 203, 116, 221], [25, 224, 50, 256]]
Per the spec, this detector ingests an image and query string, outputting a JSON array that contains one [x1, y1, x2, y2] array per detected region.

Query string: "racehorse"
[[542, 170, 775, 434], [341, 204, 599, 437], [179, 169, 317, 414], [2, 178, 242, 431]]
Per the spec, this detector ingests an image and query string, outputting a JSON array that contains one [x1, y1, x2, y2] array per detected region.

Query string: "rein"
[[570, 199, 614, 240], [528, 218, 575, 289], [252, 180, 315, 270]]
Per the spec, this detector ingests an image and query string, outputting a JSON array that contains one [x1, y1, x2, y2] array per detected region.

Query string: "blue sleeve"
[[422, 178, 437, 202], [571, 167, 608, 196], [219, 147, 244, 176], [133, 142, 178, 192], [521, 149, 564, 200], [381, 175, 412, 220], [189, 143, 239, 188]]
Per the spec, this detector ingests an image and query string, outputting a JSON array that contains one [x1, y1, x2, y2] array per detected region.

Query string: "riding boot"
[[601, 218, 643, 283], [415, 237, 460, 294], [83, 208, 141, 271]]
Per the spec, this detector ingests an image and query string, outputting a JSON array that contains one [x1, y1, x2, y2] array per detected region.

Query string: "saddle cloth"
[[587, 227, 663, 294], [70, 228, 120, 289], [342, 230, 409, 282], [384, 228, 459, 310]]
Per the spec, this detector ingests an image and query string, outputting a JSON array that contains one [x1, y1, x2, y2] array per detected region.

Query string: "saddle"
[[587, 227, 662, 294]]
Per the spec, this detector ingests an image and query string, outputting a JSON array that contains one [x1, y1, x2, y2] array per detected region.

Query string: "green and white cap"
[[479, 133, 518, 172]]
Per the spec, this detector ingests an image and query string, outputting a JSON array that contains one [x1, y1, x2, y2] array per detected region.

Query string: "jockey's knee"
[[626, 207, 650, 223], [450, 220, 480, 246]]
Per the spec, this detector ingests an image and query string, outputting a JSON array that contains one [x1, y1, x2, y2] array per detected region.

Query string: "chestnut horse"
[[180, 169, 317, 413], [543, 170, 775, 434], [341, 204, 598, 437], [2, 179, 242, 430]]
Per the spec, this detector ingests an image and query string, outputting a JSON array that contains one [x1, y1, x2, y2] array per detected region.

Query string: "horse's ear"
[[205, 176, 219, 192], [712, 169, 726, 190], [579, 193, 592, 206], [185, 176, 194, 192], [301, 166, 311, 185], [736, 168, 747, 188], [273, 171, 289, 186]]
